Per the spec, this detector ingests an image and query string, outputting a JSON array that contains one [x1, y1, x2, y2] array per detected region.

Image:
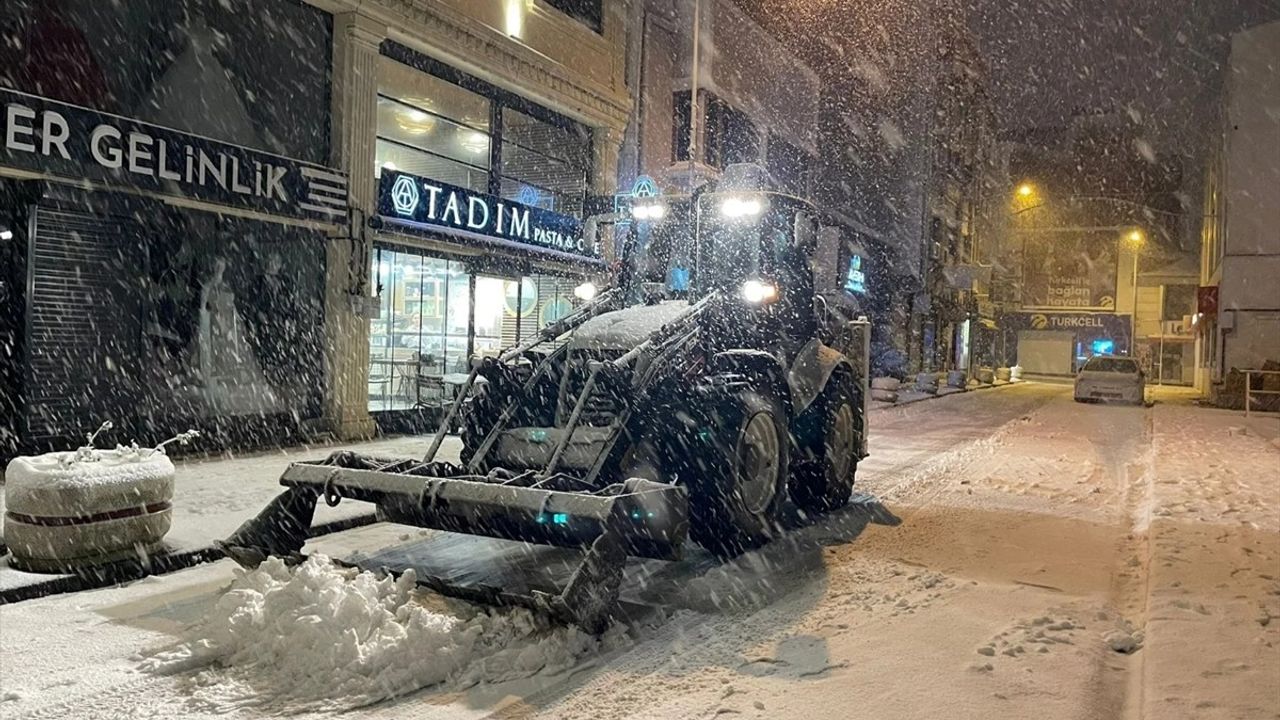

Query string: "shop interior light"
[[461, 130, 489, 154], [0, 229, 12, 241], [719, 196, 763, 218], [740, 279, 777, 304], [573, 281, 598, 301]]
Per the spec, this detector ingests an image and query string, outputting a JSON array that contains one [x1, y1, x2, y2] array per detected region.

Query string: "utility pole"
[[687, 0, 700, 192]]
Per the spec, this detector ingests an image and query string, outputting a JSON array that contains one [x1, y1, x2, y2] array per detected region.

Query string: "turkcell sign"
[[0, 88, 348, 223], [1004, 311, 1131, 338], [377, 170, 596, 259]]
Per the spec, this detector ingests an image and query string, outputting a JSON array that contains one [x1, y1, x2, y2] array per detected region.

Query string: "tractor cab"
[[616, 164, 847, 364]]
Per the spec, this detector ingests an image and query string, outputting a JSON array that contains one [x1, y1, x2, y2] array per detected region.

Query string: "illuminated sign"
[[844, 254, 867, 294], [391, 174, 420, 215], [1005, 312, 1131, 343], [0, 88, 348, 223], [377, 170, 596, 259], [614, 175, 661, 226]]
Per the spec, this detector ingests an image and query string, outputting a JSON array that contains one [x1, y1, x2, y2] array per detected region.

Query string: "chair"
[[414, 353, 447, 405]]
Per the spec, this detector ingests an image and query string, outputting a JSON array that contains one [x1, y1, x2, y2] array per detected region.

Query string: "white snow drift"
[[141, 555, 629, 712]]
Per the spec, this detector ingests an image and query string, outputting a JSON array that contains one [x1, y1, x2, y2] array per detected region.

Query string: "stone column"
[[592, 124, 625, 263], [323, 12, 384, 440]]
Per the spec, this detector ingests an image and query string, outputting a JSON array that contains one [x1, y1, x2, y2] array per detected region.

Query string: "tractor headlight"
[[719, 196, 764, 219], [631, 202, 666, 220], [740, 279, 778, 304], [573, 281, 598, 301]]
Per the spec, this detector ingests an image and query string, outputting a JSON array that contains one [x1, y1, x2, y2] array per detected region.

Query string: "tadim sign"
[[377, 169, 597, 260]]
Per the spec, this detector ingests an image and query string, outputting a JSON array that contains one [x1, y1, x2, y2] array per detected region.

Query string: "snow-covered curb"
[[871, 379, 1020, 411]]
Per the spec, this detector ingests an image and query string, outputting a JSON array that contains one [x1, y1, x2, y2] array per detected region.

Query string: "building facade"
[[0, 0, 630, 456], [618, 0, 819, 197], [0, 0, 343, 455], [987, 110, 1185, 377], [1197, 19, 1280, 399]]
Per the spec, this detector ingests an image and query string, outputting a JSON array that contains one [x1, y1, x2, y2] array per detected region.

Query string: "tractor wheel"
[[790, 373, 860, 516], [688, 389, 789, 558]]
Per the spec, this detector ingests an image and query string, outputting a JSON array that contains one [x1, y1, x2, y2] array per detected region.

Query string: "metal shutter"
[[25, 206, 142, 441]]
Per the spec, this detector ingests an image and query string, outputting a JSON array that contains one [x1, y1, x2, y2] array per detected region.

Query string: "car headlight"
[[740, 279, 778, 304], [573, 282, 598, 301]]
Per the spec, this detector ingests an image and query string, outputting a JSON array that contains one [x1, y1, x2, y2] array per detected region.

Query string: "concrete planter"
[[947, 370, 968, 388], [996, 367, 1012, 382], [915, 372, 940, 394], [871, 377, 902, 391], [4, 449, 174, 573], [976, 367, 995, 384], [870, 388, 899, 403]]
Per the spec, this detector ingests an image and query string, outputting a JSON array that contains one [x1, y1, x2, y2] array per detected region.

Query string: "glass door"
[[473, 274, 512, 361]]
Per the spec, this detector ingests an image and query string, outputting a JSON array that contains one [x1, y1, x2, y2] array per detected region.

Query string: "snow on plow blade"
[[218, 451, 688, 633]]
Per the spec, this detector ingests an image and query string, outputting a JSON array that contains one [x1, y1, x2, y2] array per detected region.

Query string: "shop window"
[[375, 58, 491, 191], [376, 48, 593, 218], [1162, 284, 1196, 322], [672, 90, 759, 170], [367, 248, 468, 412], [500, 108, 590, 216]]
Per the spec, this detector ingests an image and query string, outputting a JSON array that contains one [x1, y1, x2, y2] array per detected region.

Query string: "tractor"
[[221, 164, 871, 633]]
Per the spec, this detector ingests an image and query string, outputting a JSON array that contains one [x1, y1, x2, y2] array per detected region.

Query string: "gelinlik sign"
[[377, 170, 597, 260], [0, 89, 348, 224]]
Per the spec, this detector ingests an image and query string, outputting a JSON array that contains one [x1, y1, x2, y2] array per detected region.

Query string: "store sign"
[[1021, 230, 1118, 310], [378, 170, 596, 259], [1197, 286, 1219, 315], [1003, 311, 1131, 338], [0, 89, 348, 224]]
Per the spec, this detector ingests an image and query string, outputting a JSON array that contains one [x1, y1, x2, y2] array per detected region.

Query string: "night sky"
[[744, 0, 1280, 157]]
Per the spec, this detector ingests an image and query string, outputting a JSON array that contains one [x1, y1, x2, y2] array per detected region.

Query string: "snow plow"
[[220, 164, 871, 633]]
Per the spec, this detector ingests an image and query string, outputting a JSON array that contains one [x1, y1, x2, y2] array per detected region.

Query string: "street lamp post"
[[1125, 228, 1145, 364]]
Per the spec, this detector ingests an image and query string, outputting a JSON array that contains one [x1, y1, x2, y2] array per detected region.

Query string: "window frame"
[[378, 41, 594, 215]]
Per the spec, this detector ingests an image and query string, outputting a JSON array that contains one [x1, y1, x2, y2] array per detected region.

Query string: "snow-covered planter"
[[914, 372, 939, 395], [870, 387, 899, 403], [3, 426, 194, 573], [1010, 365, 1024, 381], [946, 370, 968, 388], [871, 377, 901, 391]]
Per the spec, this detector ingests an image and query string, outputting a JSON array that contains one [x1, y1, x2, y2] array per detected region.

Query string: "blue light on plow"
[[552, 512, 570, 525]]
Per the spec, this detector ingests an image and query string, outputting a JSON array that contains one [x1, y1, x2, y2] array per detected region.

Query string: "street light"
[[1126, 228, 1145, 363], [1016, 182, 1036, 198]]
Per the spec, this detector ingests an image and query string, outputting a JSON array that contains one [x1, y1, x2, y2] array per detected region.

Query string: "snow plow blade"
[[218, 451, 688, 633]]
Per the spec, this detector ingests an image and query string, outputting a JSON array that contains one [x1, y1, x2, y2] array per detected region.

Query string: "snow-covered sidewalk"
[[1137, 400, 1279, 719], [2, 384, 1274, 720], [0, 435, 462, 596]]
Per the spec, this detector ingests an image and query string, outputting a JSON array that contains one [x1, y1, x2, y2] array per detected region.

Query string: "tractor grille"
[[560, 350, 625, 427]]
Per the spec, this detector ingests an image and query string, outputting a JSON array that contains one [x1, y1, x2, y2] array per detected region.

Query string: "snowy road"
[[2, 383, 1277, 720]]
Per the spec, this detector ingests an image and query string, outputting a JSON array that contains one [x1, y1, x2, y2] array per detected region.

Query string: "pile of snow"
[[141, 555, 629, 712]]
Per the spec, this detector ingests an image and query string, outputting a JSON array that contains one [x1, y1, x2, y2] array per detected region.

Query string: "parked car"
[[1074, 355, 1145, 404]]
